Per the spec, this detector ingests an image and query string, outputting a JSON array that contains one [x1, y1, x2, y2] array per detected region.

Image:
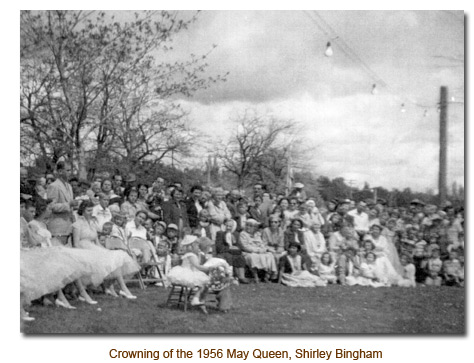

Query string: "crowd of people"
[[20, 163, 465, 320]]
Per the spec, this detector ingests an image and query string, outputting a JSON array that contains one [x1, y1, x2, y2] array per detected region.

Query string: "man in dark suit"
[[162, 188, 189, 237], [185, 184, 204, 228]]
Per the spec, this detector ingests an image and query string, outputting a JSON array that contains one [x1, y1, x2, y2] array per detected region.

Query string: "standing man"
[[186, 185, 204, 228], [162, 188, 189, 237], [348, 201, 370, 240], [289, 182, 307, 203], [20, 166, 35, 201], [226, 189, 241, 219], [46, 161, 79, 245], [253, 182, 272, 218]]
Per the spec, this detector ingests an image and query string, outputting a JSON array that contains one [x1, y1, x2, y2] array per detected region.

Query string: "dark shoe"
[[238, 278, 250, 284]]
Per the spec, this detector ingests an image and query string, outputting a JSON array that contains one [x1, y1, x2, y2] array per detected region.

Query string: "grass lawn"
[[22, 283, 465, 334]]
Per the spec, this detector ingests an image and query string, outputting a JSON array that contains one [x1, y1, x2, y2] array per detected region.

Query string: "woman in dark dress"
[[215, 219, 249, 283]]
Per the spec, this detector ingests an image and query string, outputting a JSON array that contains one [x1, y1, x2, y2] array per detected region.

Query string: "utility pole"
[[348, 179, 355, 199], [439, 86, 448, 206]]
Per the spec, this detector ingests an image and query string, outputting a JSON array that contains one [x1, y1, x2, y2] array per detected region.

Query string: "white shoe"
[[190, 297, 204, 306], [119, 290, 137, 299], [78, 296, 98, 305], [55, 299, 77, 309], [105, 288, 119, 298], [22, 315, 35, 322]]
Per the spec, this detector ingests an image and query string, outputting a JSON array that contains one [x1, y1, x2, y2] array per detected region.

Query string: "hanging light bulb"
[[324, 41, 333, 57], [371, 84, 378, 95], [400, 103, 406, 113], [423, 109, 428, 117]]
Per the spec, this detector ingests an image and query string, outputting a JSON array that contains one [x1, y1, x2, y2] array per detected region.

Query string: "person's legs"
[[76, 279, 98, 304], [116, 275, 136, 299], [55, 289, 77, 309]]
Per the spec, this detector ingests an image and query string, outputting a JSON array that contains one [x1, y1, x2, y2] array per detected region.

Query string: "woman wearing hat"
[[239, 219, 277, 283], [261, 215, 286, 267]]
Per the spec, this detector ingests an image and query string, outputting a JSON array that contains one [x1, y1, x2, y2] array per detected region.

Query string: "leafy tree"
[[21, 10, 225, 178]]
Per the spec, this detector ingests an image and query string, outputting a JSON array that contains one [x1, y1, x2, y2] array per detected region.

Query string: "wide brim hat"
[[245, 218, 260, 226], [167, 223, 178, 230], [125, 173, 137, 182], [410, 199, 425, 206], [181, 235, 198, 246]]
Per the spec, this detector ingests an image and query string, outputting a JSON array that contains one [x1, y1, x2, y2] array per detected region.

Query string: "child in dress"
[[413, 232, 428, 283], [346, 252, 388, 287], [317, 252, 337, 284], [167, 235, 211, 310], [166, 224, 181, 266], [443, 251, 464, 287], [424, 247, 443, 286], [153, 221, 168, 249], [397, 254, 416, 287], [155, 241, 172, 286]]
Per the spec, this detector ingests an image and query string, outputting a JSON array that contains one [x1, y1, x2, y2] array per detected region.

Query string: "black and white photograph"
[[18, 9, 464, 335]]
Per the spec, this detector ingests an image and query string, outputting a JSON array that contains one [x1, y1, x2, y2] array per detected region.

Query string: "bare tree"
[[216, 110, 297, 189]]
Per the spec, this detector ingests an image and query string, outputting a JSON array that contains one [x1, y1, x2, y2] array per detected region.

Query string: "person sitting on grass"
[[278, 243, 326, 287], [167, 235, 211, 313], [443, 251, 464, 287], [346, 252, 388, 287], [424, 247, 443, 286], [316, 252, 337, 284], [397, 254, 416, 287]]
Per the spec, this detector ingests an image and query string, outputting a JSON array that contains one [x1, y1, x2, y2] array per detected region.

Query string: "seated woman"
[[279, 243, 326, 287], [26, 201, 82, 309], [239, 219, 277, 283], [72, 200, 140, 300], [261, 215, 286, 267], [215, 219, 249, 283]]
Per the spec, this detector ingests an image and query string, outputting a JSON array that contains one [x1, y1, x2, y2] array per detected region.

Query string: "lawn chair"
[[127, 237, 165, 288], [105, 236, 146, 289]]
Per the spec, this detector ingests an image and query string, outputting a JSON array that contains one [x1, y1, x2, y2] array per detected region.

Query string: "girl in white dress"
[[397, 254, 416, 287], [167, 235, 211, 306], [317, 252, 337, 284]]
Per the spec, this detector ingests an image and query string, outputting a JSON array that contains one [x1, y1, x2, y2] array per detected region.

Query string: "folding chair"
[[105, 236, 146, 289], [127, 237, 165, 288]]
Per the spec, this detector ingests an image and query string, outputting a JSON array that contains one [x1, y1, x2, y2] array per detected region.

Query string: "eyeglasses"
[[270, 221, 279, 224]]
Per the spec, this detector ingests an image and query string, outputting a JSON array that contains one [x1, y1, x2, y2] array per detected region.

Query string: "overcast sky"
[[122, 10, 465, 192]]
